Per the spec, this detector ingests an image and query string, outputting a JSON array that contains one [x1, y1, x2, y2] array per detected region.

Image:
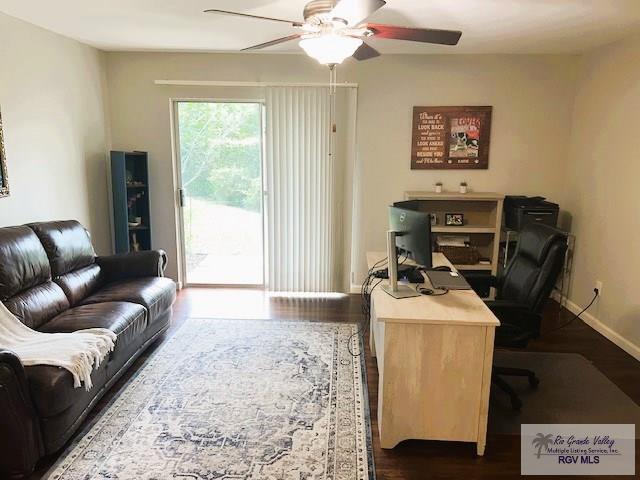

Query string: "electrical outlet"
[[595, 280, 603, 296]]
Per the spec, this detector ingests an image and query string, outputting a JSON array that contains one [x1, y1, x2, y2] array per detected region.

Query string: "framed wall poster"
[[0, 109, 8, 197], [411, 106, 492, 170]]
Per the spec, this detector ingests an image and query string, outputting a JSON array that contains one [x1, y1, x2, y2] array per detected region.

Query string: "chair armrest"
[[485, 300, 542, 343], [0, 349, 44, 478], [96, 250, 168, 283], [463, 273, 501, 288], [486, 300, 541, 323], [485, 299, 531, 313]]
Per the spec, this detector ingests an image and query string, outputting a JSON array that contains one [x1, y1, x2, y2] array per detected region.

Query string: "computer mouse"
[[434, 265, 452, 272]]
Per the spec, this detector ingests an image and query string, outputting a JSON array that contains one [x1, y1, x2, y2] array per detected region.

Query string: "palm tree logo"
[[532, 433, 554, 458]]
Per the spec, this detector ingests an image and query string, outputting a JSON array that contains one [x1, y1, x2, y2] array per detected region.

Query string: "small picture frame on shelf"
[[430, 213, 438, 226], [445, 213, 464, 226]]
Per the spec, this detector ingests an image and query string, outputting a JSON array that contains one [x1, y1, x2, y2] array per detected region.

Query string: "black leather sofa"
[[0, 220, 176, 478]]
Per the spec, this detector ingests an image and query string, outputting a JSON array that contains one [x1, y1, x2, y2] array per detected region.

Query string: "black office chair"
[[484, 223, 568, 410]]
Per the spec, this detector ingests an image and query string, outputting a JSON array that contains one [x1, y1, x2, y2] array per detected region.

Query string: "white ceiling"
[[1, 0, 639, 54]]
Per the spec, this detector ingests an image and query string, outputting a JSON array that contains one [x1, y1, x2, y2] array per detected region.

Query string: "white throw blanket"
[[0, 302, 117, 391]]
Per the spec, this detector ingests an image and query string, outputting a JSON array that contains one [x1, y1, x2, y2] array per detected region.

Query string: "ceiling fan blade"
[[330, 0, 386, 26], [352, 42, 380, 61], [367, 23, 462, 45], [241, 34, 302, 51], [204, 9, 301, 26]]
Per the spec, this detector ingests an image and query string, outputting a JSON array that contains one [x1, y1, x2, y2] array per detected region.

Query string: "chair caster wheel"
[[528, 376, 540, 388]]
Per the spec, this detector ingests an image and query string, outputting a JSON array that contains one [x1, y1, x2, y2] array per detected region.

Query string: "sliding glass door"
[[175, 101, 265, 286]]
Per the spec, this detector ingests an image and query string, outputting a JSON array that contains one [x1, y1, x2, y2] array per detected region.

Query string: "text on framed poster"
[[411, 106, 492, 170]]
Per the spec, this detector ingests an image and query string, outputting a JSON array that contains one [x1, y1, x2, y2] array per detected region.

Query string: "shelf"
[[405, 191, 505, 202], [432, 226, 495, 234], [128, 225, 149, 231], [126, 184, 147, 188], [454, 263, 494, 271]]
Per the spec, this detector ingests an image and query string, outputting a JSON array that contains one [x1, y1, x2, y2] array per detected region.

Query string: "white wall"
[[105, 52, 580, 283], [0, 13, 110, 253], [346, 55, 580, 281], [562, 33, 640, 354]]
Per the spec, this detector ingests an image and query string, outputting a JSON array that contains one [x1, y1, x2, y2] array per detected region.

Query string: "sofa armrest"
[[0, 349, 44, 478], [96, 250, 168, 283]]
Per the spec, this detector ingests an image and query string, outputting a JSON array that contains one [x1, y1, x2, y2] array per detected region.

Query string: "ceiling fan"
[[204, 0, 462, 65]]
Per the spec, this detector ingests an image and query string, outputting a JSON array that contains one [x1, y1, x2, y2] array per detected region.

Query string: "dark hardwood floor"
[[30, 288, 640, 479]]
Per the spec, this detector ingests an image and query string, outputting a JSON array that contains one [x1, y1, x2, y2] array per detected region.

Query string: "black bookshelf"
[[110, 151, 152, 253]]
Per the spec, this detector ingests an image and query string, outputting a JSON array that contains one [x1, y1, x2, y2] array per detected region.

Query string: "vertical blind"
[[265, 87, 337, 292]]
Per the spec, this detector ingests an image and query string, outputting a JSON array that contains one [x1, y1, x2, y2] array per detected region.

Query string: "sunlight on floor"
[[180, 288, 350, 320], [268, 292, 349, 299]]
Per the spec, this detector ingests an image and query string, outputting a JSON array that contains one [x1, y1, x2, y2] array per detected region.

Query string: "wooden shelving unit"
[[432, 226, 495, 234], [404, 191, 505, 295]]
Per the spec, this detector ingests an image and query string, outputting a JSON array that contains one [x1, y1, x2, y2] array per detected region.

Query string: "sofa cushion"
[[4, 282, 70, 330], [0, 225, 51, 301], [31, 302, 147, 418], [40, 302, 147, 353], [54, 264, 104, 306], [80, 277, 176, 323], [28, 221, 96, 277]]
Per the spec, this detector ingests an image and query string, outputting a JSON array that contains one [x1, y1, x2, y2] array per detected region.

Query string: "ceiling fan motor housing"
[[303, 0, 341, 24]]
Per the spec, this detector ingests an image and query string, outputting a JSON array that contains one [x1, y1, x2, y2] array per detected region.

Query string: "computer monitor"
[[382, 204, 433, 299], [390, 202, 433, 269]]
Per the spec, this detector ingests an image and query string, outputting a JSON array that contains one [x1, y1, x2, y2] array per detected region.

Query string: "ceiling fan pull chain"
[[328, 65, 338, 163], [329, 64, 338, 95]]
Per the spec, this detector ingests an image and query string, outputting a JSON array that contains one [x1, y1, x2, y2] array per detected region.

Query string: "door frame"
[[170, 98, 267, 288]]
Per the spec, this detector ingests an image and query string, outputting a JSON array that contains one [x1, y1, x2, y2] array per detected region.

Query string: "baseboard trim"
[[553, 293, 640, 362]]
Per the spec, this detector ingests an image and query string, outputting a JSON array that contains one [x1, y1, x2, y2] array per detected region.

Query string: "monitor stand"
[[381, 283, 421, 299], [381, 230, 421, 299]]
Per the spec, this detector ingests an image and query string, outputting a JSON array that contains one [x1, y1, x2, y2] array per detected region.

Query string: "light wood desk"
[[367, 252, 500, 455]]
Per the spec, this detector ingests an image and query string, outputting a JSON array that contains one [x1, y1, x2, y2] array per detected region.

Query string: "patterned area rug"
[[46, 319, 375, 480]]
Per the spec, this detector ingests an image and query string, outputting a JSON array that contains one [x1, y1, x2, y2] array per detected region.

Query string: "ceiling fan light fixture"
[[299, 33, 363, 65]]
